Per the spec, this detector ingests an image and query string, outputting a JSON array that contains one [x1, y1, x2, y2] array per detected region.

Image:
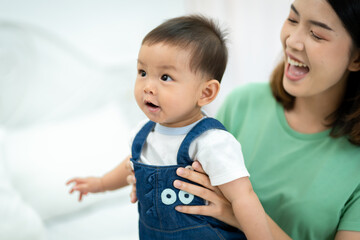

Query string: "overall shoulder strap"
[[131, 121, 156, 161], [176, 118, 227, 165]]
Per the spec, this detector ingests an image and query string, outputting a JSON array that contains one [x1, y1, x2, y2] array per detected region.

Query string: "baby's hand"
[[66, 177, 104, 201]]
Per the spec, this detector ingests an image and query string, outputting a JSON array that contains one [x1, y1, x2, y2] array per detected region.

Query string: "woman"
[[128, 0, 360, 239]]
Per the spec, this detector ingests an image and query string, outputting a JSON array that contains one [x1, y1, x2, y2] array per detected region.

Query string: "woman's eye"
[[310, 30, 323, 40], [161, 74, 173, 82], [139, 70, 146, 77], [287, 18, 298, 24]]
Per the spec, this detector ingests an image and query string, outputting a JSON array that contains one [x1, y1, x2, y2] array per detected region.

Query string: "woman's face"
[[280, 0, 358, 100]]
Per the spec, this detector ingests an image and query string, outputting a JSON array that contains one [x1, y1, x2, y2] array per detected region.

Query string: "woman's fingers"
[[175, 204, 212, 216], [174, 178, 238, 228], [126, 174, 136, 185], [173, 179, 220, 204], [192, 160, 205, 174], [125, 156, 133, 171], [176, 167, 213, 190], [126, 173, 138, 203], [130, 185, 138, 203]]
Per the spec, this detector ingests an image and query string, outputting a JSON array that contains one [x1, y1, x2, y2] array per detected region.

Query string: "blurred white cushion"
[[0, 128, 46, 240], [3, 104, 132, 221], [0, 21, 138, 128]]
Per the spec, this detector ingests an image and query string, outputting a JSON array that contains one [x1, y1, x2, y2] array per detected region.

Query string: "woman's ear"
[[348, 48, 360, 72], [198, 79, 220, 107]]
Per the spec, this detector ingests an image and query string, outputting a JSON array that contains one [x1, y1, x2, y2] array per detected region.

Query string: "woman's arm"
[[173, 161, 292, 240], [218, 177, 273, 240], [335, 231, 360, 240]]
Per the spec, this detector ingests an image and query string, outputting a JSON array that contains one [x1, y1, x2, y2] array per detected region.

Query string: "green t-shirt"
[[216, 82, 360, 240]]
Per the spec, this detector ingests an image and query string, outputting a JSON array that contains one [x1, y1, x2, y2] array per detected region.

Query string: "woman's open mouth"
[[285, 56, 309, 81]]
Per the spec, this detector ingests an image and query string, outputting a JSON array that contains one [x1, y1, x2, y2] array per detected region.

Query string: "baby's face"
[[135, 43, 207, 127]]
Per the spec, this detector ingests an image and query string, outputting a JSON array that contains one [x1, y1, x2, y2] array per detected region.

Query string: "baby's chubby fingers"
[[66, 178, 80, 194], [78, 192, 88, 202], [66, 178, 79, 186]]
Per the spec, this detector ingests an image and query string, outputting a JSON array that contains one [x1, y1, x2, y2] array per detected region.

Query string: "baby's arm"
[[67, 155, 132, 201], [219, 177, 273, 240]]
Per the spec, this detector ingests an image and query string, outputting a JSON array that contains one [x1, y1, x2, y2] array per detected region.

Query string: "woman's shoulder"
[[226, 82, 272, 103], [221, 81, 273, 110], [216, 81, 275, 129]]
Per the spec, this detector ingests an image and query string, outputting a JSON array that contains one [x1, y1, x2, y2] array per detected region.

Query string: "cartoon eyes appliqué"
[[161, 188, 177, 205], [160, 188, 194, 205], [178, 190, 194, 204]]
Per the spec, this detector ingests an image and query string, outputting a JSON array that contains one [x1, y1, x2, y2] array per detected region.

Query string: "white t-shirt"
[[129, 119, 249, 186]]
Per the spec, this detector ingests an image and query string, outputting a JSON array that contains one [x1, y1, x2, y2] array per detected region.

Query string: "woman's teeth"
[[287, 56, 308, 68]]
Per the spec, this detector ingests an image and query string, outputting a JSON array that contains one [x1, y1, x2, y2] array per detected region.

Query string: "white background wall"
[[0, 1, 292, 239], [0, 0, 291, 120]]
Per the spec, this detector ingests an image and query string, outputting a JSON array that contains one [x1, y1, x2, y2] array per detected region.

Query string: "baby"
[[67, 15, 272, 240]]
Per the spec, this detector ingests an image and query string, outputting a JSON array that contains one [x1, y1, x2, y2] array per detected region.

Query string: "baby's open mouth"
[[145, 101, 159, 108]]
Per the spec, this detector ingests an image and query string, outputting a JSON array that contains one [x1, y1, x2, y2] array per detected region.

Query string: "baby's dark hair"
[[142, 15, 228, 83]]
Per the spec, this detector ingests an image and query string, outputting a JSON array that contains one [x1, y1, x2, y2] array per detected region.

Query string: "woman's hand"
[[173, 161, 241, 229], [125, 158, 138, 203]]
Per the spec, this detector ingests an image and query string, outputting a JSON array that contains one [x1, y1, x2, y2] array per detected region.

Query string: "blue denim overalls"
[[131, 118, 247, 240]]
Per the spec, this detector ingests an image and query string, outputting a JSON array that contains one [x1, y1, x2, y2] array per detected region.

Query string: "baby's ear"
[[348, 48, 360, 72], [198, 79, 220, 107]]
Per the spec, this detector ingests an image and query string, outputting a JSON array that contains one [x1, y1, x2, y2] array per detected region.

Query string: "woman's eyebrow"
[[291, 4, 299, 16], [309, 20, 334, 31], [291, 4, 334, 31]]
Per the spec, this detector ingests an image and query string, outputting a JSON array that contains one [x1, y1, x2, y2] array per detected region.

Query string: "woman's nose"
[[286, 28, 305, 51]]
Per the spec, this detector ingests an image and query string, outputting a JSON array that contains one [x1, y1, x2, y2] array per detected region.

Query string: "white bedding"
[[45, 191, 139, 240], [0, 0, 288, 238], [1, 103, 140, 239], [0, 1, 186, 237]]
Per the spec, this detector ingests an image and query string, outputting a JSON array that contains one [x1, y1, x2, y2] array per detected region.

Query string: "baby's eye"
[[139, 70, 146, 77], [161, 74, 173, 82]]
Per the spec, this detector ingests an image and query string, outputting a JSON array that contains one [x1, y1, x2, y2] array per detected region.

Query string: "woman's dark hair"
[[270, 0, 360, 145], [142, 15, 228, 82]]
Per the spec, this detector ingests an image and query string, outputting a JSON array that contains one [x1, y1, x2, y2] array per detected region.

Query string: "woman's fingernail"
[[193, 161, 200, 169], [177, 168, 185, 176], [175, 206, 182, 211], [174, 180, 182, 188]]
